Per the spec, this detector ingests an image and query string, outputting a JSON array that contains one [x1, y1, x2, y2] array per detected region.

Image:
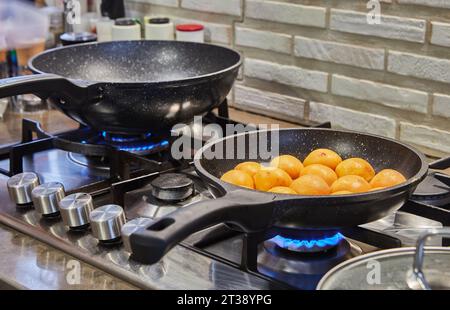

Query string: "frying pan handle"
[[0, 74, 89, 103], [129, 190, 275, 264]]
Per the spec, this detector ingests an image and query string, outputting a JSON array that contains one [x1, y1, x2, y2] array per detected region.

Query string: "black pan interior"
[[200, 129, 423, 184], [30, 41, 241, 83]]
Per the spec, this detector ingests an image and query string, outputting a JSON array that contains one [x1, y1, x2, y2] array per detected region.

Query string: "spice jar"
[[176, 24, 204, 43], [112, 18, 141, 41], [145, 17, 174, 40]]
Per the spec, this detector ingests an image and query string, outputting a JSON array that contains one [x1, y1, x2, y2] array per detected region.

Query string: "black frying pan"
[[0, 41, 241, 134], [129, 128, 428, 264]]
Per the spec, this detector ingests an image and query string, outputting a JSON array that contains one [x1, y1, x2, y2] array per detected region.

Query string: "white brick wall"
[[172, 17, 231, 44], [433, 94, 450, 118], [294, 36, 385, 70], [310, 102, 396, 138], [388, 51, 450, 84], [181, 0, 242, 16], [234, 84, 305, 119], [330, 9, 426, 43], [431, 21, 450, 47], [332, 75, 428, 113], [400, 122, 450, 153], [397, 0, 450, 9], [244, 58, 328, 93], [245, 0, 326, 28], [125, 0, 450, 154], [236, 27, 291, 54]]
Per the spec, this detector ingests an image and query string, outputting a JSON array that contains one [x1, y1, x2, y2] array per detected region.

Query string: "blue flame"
[[117, 140, 169, 152], [101, 131, 153, 143], [271, 232, 343, 250]]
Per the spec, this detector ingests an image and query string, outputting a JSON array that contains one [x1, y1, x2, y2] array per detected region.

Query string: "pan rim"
[[28, 40, 242, 85], [316, 246, 450, 290], [193, 127, 429, 203]]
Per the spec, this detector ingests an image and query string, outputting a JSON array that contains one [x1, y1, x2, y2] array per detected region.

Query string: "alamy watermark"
[[65, 0, 81, 26], [366, 260, 381, 285], [66, 259, 81, 285], [170, 116, 280, 161], [367, 0, 381, 25]]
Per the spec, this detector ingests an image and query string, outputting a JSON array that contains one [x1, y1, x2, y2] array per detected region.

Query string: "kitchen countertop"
[[0, 107, 298, 290], [0, 223, 137, 290]]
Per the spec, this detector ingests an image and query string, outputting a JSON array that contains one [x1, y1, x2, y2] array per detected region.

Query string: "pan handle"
[[0, 74, 89, 103], [129, 190, 276, 264], [407, 228, 450, 290]]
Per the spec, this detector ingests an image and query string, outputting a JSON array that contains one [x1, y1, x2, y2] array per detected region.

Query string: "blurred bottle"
[[112, 18, 141, 41], [0, 49, 7, 118], [145, 17, 174, 41], [0, 0, 49, 49], [40, 5, 64, 48], [100, 0, 124, 20], [0, 0, 50, 113], [96, 16, 114, 42]]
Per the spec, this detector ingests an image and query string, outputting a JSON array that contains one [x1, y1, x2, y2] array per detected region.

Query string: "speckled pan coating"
[[17, 41, 241, 134], [195, 128, 429, 228], [128, 128, 429, 265], [30, 41, 240, 83]]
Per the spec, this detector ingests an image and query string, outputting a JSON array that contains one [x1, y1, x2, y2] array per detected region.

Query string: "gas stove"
[[0, 102, 449, 290]]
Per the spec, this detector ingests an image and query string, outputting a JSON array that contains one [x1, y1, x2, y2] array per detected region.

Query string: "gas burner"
[[47, 126, 170, 156], [362, 211, 443, 246], [151, 173, 195, 202], [270, 230, 344, 253], [412, 172, 450, 207], [100, 131, 169, 155], [91, 131, 170, 155], [258, 235, 362, 290], [102, 132, 153, 143], [68, 153, 110, 170], [64, 129, 171, 169]]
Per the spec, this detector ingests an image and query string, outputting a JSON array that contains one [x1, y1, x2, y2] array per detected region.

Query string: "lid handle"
[[408, 228, 450, 290]]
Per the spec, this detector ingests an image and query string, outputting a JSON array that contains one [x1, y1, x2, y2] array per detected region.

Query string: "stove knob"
[[7, 172, 40, 205], [59, 193, 94, 229], [31, 182, 65, 217], [90, 204, 126, 242], [121, 217, 153, 253]]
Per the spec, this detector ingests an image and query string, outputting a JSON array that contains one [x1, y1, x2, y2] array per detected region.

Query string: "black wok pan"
[[0, 41, 241, 134], [129, 128, 428, 264]]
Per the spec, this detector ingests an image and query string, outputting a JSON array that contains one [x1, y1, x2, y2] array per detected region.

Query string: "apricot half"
[[335, 158, 375, 182], [270, 155, 303, 179], [254, 167, 293, 191], [331, 175, 371, 193], [220, 170, 254, 189], [370, 169, 406, 188], [290, 175, 331, 195], [303, 149, 342, 170]]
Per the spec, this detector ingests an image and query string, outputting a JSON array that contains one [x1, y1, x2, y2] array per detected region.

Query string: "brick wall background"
[[124, 0, 450, 157]]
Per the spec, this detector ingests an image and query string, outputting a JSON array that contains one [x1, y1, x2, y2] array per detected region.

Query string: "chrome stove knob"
[[59, 193, 94, 229], [90, 204, 126, 242], [121, 217, 153, 253], [7, 172, 40, 205], [31, 182, 65, 217]]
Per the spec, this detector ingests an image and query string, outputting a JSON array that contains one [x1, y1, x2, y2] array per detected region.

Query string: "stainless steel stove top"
[[0, 171, 281, 289], [0, 117, 449, 290], [0, 148, 448, 289]]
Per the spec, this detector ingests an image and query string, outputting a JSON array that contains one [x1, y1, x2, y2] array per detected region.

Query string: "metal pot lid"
[[317, 229, 450, 290]]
